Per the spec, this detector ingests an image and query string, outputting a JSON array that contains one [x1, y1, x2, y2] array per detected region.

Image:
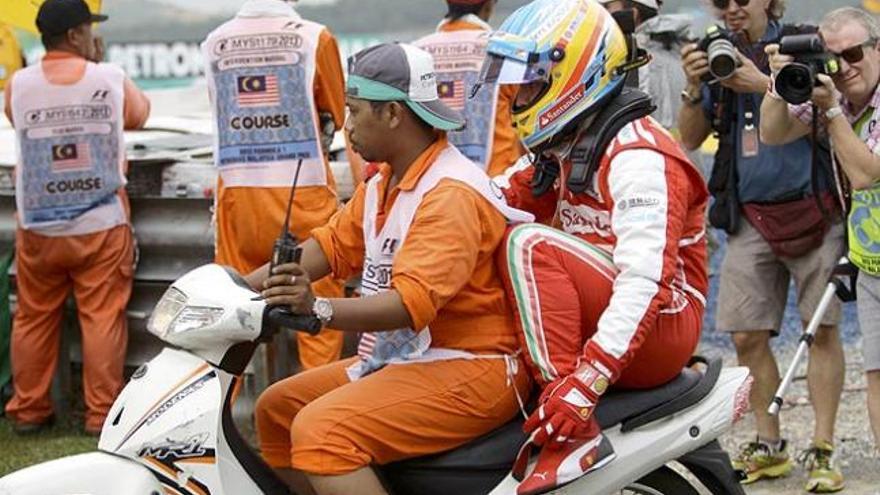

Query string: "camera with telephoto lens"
[[775, 33, 841, 105], [698, 25, 741, 81]]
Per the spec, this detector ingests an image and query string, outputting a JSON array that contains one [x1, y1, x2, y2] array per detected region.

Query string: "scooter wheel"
[[621, 465, 700, 495]]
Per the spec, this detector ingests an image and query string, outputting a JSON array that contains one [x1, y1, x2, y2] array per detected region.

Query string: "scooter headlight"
[[168, 306, 225, 334], [148, 287, 226, 336], [148, 287, 187, 337]]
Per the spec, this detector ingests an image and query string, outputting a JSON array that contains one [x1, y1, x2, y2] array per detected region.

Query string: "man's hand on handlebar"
[[261, 262, 315, 315]]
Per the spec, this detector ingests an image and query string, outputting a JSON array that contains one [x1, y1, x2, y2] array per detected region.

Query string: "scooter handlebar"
[[264, 306, 322, 336]]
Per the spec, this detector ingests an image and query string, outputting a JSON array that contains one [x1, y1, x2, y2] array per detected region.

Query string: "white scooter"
[[0, 264, 752, 495]]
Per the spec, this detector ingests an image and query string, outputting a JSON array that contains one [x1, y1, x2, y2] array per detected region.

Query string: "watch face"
[[314, 298, 332, 321]]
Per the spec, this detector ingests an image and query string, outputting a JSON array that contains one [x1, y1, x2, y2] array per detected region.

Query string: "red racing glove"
[[523, 361, 612, 449]]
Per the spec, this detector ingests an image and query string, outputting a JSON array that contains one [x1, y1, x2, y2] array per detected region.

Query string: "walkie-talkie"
[[271, 158, 305, 269], [263, 158, 322, 335]]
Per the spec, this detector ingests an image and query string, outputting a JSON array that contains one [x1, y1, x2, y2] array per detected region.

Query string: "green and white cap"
[[347, 42, 466, 131]]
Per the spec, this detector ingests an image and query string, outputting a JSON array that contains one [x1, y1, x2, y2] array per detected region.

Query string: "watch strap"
[[681, 86, 703, 105], [825, 106, 844, 121]]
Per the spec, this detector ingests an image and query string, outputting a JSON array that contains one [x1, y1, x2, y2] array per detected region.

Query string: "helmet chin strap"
[[530, 111, 598, 163], [555, 114, 599, 162], [526, 112, 597, 198]]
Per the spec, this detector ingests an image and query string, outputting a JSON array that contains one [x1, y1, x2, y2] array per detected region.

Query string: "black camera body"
[[776, 33, 840, 104], [698, 25, 741, 82]]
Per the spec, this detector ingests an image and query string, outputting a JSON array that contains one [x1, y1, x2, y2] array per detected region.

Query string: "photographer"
[[678, 0, 846, 491], [762, 5, 880, 458]]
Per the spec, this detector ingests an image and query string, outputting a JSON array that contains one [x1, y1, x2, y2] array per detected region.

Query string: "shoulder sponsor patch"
[[613, 193, 666, 226], [615, 195, 661, 211]]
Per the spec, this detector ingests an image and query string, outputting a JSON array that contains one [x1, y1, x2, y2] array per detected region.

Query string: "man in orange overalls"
[[203, 0, 346, 369], [4, 0, 150, 435], [247, 43, 533, 495]]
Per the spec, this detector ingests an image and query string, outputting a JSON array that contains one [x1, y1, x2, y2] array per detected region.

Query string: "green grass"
[[0, 416, 97, 476]]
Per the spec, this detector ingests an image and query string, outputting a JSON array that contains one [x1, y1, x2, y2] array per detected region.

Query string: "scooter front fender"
[[0, 451, 163, 495]]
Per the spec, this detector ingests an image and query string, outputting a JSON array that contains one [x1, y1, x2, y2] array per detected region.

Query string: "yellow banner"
[[0, 0, 102, 34], [1, 22, 25, 90], [866, 0, 880, 14]]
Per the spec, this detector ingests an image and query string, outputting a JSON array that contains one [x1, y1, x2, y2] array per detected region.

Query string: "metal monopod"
[[768, 257, 858, 416]]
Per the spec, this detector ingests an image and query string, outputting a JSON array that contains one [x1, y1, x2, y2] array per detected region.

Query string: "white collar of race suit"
[[237, 0, 300, 18], [436, 14, 492, 32]]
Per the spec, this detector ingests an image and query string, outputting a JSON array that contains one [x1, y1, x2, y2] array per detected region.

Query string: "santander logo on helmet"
[[481, 0, 629, 151]]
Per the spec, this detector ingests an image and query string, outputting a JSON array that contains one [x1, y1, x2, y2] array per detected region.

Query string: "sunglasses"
[[711, 0, 750, 9], [830, 39, 879, 64]]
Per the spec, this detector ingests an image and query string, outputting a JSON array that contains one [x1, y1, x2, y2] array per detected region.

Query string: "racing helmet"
[[480, 0, 629, 150]]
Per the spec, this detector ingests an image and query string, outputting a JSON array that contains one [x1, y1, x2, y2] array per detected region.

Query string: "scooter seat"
[[379, 360, 715, 495], [597, 365, 703, 430]]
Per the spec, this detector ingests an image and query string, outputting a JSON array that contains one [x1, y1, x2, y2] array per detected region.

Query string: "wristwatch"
[[825, 106, 844, 121], [680, 87, 703, 105], [312, 297, 333, 325]]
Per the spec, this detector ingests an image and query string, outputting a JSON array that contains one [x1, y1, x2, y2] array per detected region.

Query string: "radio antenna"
[[271, 158, 305, 269], [279, 158, 304, 239]]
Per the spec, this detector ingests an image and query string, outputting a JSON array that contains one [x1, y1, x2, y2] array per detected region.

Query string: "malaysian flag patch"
[[237, 75, 280, 107], [437, 80, 465, 111], [51, 143, 91, 172]]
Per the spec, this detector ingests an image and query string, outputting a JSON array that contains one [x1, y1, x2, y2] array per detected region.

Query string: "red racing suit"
[[497, 116, 709, 390]]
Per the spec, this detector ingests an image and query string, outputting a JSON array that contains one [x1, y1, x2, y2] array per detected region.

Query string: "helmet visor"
[[512, 79, 552, 113], [477, 53, 551, 86]]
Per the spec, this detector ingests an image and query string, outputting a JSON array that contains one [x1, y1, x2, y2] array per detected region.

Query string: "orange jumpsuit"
[[3, 51, 150, 431], [211, 28, 346, 370], [254, 137, 531, 474]]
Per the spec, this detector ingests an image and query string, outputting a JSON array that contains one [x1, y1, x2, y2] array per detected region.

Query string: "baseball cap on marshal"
[[36, 0, 108, 36], [347, 42, 466, 131]]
